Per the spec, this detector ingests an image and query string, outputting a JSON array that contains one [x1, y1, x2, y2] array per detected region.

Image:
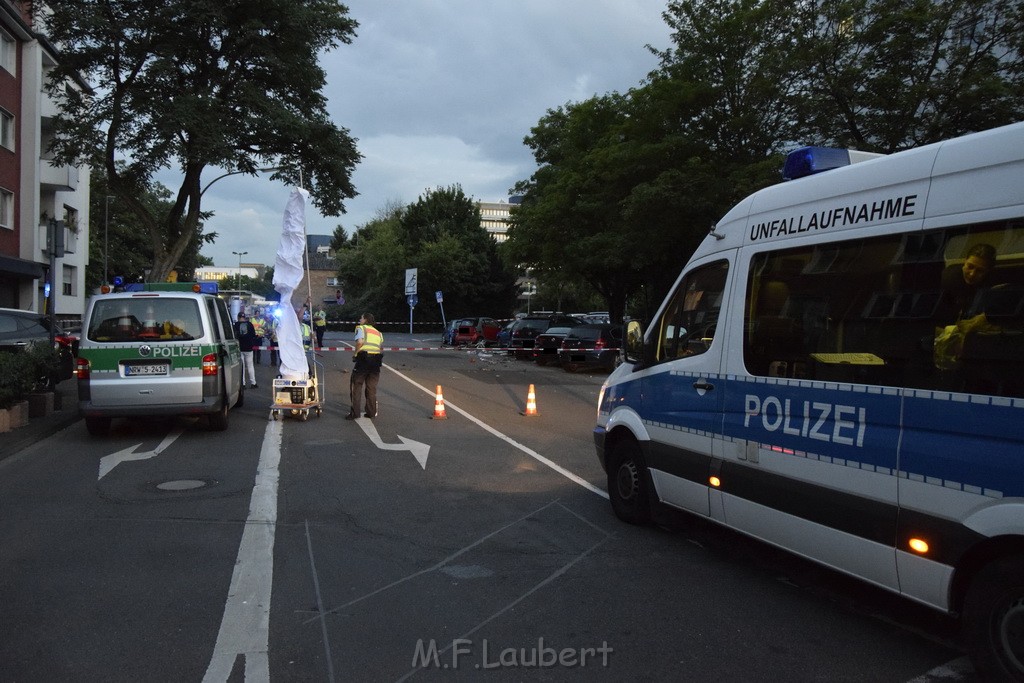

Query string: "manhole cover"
[[156, 479, 208, 491]]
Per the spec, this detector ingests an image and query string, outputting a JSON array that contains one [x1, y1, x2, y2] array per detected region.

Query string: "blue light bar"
[[783, 146, 853, 181]]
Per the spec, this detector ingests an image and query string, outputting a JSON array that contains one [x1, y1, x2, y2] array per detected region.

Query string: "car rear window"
[[519, 319, 549, 332], [88, 298, 203, 342], [572, 327, 602, 341]]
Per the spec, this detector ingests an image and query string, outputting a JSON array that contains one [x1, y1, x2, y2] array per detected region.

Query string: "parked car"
[[441, 319, 461, 346], [0, 307, 76, 382], [532, 326, 573, 366], [496, 320, 515, 352], [558, 323, 623, 372], [509, 314, 580, 358], [453, 317, 501, 346]]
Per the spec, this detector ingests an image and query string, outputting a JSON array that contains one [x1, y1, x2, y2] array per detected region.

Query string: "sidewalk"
[[0, 380, 80, 463]]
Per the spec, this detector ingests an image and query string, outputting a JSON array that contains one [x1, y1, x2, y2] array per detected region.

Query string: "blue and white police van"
[[595, 122, 1024, 679]]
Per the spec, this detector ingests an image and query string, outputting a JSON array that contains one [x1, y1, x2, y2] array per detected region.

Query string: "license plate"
[[125, 363, 169, 376]]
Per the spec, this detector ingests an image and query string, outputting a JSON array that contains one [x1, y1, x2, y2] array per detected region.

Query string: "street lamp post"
[[103, 196, 113, 284], [232, 250, 248, 290]]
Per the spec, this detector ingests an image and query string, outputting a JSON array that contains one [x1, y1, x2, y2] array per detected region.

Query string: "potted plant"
[[0, 351, 33, 430], [26, 344, 60, 417]]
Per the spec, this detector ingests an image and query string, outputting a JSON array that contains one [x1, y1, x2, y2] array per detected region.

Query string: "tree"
[[46, 0, 362, 282], [793, 0, 1024, 151], [335, 188, 517, 323]]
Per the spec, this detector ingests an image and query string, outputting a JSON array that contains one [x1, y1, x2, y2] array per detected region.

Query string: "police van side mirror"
[[623, 319, 644, 365]]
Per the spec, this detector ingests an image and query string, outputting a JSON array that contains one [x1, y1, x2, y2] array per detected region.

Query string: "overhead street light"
[[201, 166, 283, 196], [103, 196, 114, 284], [232, 250, 248, 290]]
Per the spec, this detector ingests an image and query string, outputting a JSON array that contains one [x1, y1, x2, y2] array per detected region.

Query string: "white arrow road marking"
[[353, 417, 430, 470], [204, 417, 282, 683], [97, 429, 184, 480]]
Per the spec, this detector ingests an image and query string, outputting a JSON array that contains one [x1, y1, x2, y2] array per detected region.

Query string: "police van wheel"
[[964, 556, 1024, 681], [209, 398, 229, 431], [607, 438, 651, 525], [85, 417, 111, 437]]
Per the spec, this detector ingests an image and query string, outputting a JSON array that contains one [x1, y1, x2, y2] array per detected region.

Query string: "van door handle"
[[692, 381, 715, 391]]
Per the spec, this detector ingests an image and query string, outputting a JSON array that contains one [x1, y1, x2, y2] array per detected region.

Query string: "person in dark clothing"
[[939, 243, 996, 325], [234, 312, 258, 388]]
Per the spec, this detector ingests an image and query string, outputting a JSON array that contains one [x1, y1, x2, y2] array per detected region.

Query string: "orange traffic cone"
[[521, 384, 539, 416], [431, 384, 448, 419]]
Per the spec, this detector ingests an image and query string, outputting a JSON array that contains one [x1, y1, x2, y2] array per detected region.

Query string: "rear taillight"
[[202, 353, 218, 376], [75, 357, 90, 380]]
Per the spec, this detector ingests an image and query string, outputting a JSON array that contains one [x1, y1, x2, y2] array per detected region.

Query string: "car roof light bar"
[[782, 146, 884, 181]]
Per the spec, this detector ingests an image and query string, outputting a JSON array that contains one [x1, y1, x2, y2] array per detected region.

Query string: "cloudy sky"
[[199, 1, 673, 268]]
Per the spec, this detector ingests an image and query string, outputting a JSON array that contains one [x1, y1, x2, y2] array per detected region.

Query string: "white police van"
[[596, 122, 1024, 679], [77, 283, 244, 435]]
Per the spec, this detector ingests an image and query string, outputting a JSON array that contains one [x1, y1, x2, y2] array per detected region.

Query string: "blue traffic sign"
[[407, 294, 418, 307]]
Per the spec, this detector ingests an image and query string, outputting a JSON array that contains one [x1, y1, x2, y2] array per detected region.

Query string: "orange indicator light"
[[709, 476, 721, 487], [908, 538, 929, 554]]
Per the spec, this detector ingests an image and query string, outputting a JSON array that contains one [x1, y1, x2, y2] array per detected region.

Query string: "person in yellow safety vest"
[[300, 318, 312, 351], [251, 312, 266, 364], [295, 309, 314, 376], [267, 313, 279, 366], [346, 312, 384, 420], [313, 308, 327, 348]]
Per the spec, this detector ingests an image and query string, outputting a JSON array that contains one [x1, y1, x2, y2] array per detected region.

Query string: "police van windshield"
[[88, 298, 203, 342]]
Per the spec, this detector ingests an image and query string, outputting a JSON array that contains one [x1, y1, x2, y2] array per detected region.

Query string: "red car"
[[453, 317, 501, 346]]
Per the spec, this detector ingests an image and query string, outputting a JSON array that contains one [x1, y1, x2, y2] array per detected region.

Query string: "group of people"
[[231, 305, 384, 421]]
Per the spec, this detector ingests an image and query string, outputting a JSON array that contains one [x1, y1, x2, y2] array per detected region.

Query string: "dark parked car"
[[0, 307, 76, 382], [558, 323, 623, 372], [532, 326, 573, 366], [509, 314, 580, 358], [453, 317, 501, 346]]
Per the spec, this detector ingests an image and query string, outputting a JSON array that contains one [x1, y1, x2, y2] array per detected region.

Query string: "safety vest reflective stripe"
[[359, 325, 383, 354]]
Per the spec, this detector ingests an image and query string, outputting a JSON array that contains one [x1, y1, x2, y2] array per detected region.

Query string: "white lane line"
[[203, 418, 282, 683], [383, 363, 609, 499]]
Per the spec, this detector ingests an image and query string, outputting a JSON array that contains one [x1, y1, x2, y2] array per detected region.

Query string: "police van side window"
[[743, 220, 1024, 398], [654, 261, 728, 363]]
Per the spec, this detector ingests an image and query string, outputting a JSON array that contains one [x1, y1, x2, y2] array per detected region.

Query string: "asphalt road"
[[0, 332, 976, 682]]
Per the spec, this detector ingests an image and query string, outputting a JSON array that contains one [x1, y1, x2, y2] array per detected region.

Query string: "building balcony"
[[40, 158, 78, 191]]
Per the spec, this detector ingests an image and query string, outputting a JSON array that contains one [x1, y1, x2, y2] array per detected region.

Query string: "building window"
[[62, 265, 75, 297], [0, 188, 12, 230], [0, 109, 13, 151], [0, 30, 14, 75]]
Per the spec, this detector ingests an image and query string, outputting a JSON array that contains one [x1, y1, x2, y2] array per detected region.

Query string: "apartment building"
[[477, 198, 519, 242], [0, 1, 90, 321]]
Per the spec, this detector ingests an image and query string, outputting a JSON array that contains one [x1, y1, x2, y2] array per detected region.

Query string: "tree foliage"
[[793, 0, 1024, 151], [46, 0, 362, 282], [335, 187, 517, 323]]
